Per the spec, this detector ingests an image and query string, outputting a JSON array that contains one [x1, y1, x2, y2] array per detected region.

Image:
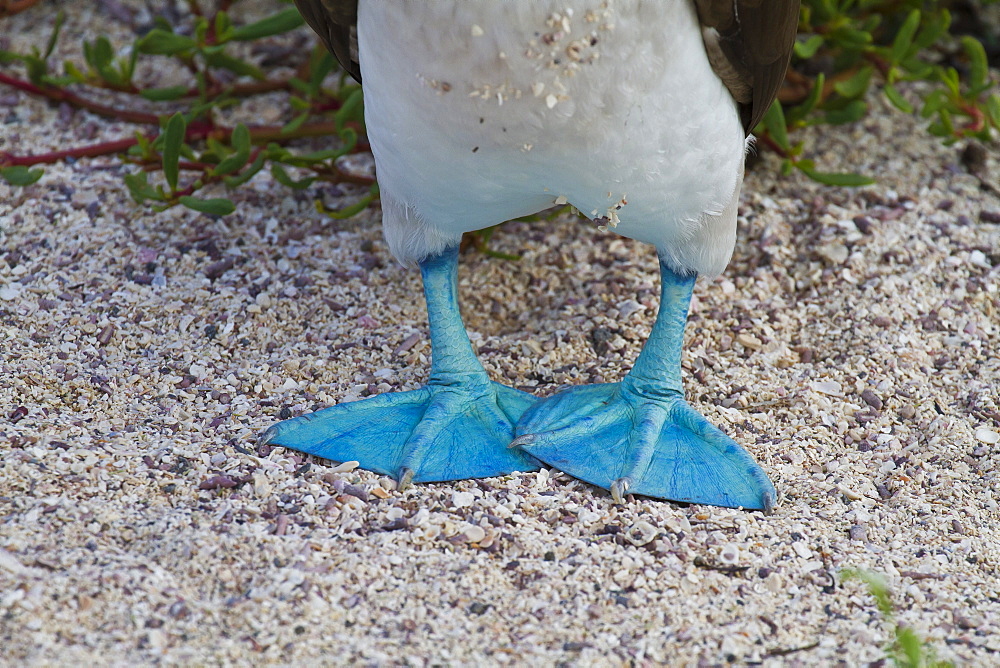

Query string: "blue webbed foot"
[[512, 258, 776, 511], [512, 382, 775, 510], [261, 379, 540, 484], [260, 246, 540, 486]]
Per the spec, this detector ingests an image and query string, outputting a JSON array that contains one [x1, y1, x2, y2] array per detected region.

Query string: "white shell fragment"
[[451, 491, 475, 508], [975, 428, 999, 445]]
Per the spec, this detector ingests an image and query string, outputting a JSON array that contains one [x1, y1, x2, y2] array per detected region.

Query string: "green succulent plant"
[[0, 0, 996, 222], [842, 568, 954, 668]]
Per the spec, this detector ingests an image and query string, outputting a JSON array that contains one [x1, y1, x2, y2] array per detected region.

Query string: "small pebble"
[[736, 334, 762, 350], [343, 484, 369, 502], [860, 389, 883, 410]]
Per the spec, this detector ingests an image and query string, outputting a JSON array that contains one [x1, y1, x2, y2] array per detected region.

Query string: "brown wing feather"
[[695, 0, 800, 134], [294, 0, 360, 82]]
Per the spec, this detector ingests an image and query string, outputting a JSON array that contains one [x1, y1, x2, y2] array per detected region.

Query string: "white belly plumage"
[[357, 0, 747, 275]]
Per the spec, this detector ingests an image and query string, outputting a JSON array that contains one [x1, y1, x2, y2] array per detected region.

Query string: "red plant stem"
[[0, 120, 362, 168], [0, 72, 160, 124], [1, 70, 345, 126], [0, 136, 146, 167], [0, 0, 43, 18], [958, 103, 985, 133]]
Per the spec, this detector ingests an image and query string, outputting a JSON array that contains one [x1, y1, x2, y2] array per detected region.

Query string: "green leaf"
[[986, 95, 1000, 128], [178, 196, 236, 216], [162, 112, 187, 192], [941, 67, 961, 97], [23, 52, 48, 82], [295, 149, 342, 162], [134, 131, 152, 159], [913, 10, 950, 51], [120, 48, 138, 86], [140, 85, 189, 101], [787, 72, 825, 125], [61, 60, 87, 83], [794, 35, 824, 59], [322, 194, 374, 219], [264, 143, 292, 162], [961, 36, 990, 96], [203, 50, 263, 80], [307, 50, 336, 96], [270, 164, 315, 189], [797, 164, 875, 187], [228, 8, 304, 41], [123, 171, 162, 203], [223, 151, 266, 188], [920, 90, 948, 118], [317, 184, 379, 219], [336, 126, 358, 154], [832, 27, 873, 50], [759, 100, 789, 149], [833, 65, 873, 99], [334, 88, 365, 131], [842, 569, 894, 618], [231, 123, 251, 154], [890, 10, 921, 64], [281, 111, 310, 136], [895, 627, 925, 668], [135, 29, 197, 56], [44, 11, 66, 60], [935, 108, 956, 137], [288, 78, 311, 96], [883, 84, 913, 114], [825, 99, 867, 125], [84, 36, 115, 76], [194, 16, 209, 46], [215, 11, 232, 42], [0, 166, 44, 186], [213, 124, 252, 176]]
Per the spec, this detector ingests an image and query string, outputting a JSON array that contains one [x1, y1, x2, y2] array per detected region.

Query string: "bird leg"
[[259, 245, 540, 484], [512, 258, 776, 511]]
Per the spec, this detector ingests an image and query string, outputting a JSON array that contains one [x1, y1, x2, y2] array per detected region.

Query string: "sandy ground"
[[2, 2, 1000, 666]]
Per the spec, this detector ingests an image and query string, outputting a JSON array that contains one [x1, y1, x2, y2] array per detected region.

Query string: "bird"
[[260, 0, 800, 511]]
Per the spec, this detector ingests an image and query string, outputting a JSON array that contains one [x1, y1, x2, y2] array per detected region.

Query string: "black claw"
[[257, 425, 279, 447], [762, 490, 776, 515], [397, 466, 415, 491]]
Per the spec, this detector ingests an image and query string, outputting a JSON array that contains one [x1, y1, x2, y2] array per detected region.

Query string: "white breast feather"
[[358, 0, 747, 276]]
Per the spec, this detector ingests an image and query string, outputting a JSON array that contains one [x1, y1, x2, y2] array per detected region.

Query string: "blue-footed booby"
[[261, 0, 800, 511]]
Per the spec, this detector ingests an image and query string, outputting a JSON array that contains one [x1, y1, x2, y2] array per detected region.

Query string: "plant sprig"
[[842, 568, 953, 668], [0, 1, 997, 228], [758, 1, 999, 186], [0, 3, 371, 217]]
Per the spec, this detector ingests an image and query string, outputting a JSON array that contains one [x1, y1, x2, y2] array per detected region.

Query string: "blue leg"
[[259, 246, 540, 486], [512, 260, 776, 511]]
